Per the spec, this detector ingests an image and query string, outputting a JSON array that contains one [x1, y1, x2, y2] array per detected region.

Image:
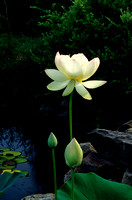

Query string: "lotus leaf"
[[57, 172, 132, 200], [0, 171, 26, 196]]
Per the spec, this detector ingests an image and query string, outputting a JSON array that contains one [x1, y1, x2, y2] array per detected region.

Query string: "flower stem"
[[52, 148, 57, 200], [71, 168, 74, 200], [69, 91, 73, 141]]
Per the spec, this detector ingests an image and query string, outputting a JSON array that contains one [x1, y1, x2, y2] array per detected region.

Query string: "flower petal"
[[71, 53, 89, 65], [61, 58, 83, 79], [62, 80, 75, 96], [82, 80, 107, 89], [75, 82, 92, 100], [81, 58, 100, 81], [45, 69, 68, 81], [55, 52, 70, 74], [47, 80, 70, 91]]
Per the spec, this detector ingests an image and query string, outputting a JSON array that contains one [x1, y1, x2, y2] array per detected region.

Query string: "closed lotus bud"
[[64, 138, 83, 168], [48, 132, 58, 148]]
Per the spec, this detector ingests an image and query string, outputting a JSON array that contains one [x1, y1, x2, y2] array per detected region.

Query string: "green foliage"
[[58, 172, 132, 200], [0, 171, 26, 197]]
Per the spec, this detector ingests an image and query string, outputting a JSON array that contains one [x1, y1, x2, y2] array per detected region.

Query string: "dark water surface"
[[0, 127, 48, 200]]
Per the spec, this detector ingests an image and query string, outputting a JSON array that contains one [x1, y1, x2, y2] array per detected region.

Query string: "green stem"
[[69, 91, 73, 141], [52, 148, 57, 200], [71, 168, 74, 200]]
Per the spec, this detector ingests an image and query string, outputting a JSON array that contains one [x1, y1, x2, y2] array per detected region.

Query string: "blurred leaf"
[[3, 151, 21, 157], [0, 148, 11, 152], [0, 172, 26, 196], [14, 158, 28, 163], [0, 165, 16, 170]]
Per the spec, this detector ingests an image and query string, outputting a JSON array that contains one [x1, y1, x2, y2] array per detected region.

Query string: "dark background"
[[0, 0, 132, 198]]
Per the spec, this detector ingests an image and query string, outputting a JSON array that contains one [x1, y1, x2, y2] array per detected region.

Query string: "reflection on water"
[[0, 127, 48, 200], [0, 127, 29, 154]]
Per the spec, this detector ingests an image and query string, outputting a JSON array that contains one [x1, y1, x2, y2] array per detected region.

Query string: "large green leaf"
[[57, 172, 132, 200], [0, 172, 26, 197]]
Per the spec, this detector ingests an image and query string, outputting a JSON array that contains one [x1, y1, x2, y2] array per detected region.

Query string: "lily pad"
[[0, 165, 16, 170], [14, 158, 28, 163], [0, 148, 11, 152], [19, 155, 26, 158], [0, 157, 8, 164], [3, 160, 16, 166], [3, 151, 21, 157], [57, 172, 132, 200], [2, 155, 15, 160]]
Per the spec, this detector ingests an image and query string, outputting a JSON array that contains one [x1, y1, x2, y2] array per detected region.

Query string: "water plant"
[[0, 170, 27, 197], [64, 138, 83, 200], [45, 52, 106, 141], [45, 52, 106, 101], [57, 172, 132, 200], [48, 132, 58, 200], [0, 148, 28, 171], [0, 148, 28, 197], [46, 52, 107, 200], [45, 51, 132, 200]]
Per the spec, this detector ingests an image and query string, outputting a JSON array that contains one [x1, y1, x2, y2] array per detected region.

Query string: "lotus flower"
[[64, 138, 83, 168], [48, 132, 58, 148], [45, 52, 106, 100]]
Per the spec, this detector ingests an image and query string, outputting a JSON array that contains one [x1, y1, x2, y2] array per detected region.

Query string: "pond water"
[[0, 123, 71, 200], [0, 127, 47, 200]]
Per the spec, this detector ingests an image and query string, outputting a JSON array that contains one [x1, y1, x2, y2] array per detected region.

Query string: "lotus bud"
[[48, 132, 58, 148], [64, 138, 83, 168]]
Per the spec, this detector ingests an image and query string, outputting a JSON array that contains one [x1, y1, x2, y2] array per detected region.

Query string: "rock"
[[21, 193, 55, 200], [82, 152, 114, 172], [118, 120, 132, 132], [80, 142, 97, 156], [86, 128, 132, 166], [122, 168, 132, 186], [126, 128, 132, 134]]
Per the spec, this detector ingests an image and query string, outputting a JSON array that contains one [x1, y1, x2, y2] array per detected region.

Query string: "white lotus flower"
[[45, 52, 106, 100]]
